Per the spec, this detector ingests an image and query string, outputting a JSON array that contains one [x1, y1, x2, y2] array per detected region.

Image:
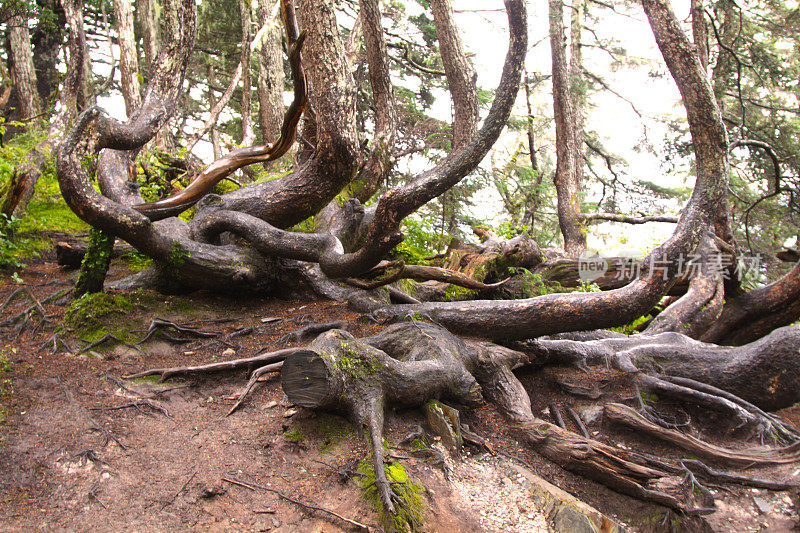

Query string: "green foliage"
[[517, 270, 566, 298], [76, 228, 115, 296], [391, 217, 446, 264], [358, 457, 425, 532], [167, 242, 191, 273], [0, 214, 24, 269], [608, 314, 651, 335]]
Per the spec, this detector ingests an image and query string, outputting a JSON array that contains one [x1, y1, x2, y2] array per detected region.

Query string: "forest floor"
[[1, 241, 800, 532]]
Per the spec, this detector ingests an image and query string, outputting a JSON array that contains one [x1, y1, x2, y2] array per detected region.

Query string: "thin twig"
[[222, 475, 370, 532]]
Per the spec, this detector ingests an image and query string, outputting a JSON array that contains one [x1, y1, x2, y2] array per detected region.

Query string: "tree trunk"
[[31, 0, 66, 106], [8, 13, 41, 120], [137, 0, 160, 71], [549, 0, 586, 256], [569, 0, 585, 197], [256, 0, 285, 145], [113, 0, 142, 117], [343, 0, 397, 203], [430, 0, 478, 149], [240, 0, 254, 145]]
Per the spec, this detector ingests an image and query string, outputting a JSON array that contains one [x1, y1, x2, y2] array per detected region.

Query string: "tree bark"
[[344, 0, 397, 203], [137, 0, 160, 71], [240, 0, 254, 145], [256, 0, 285, 145], [549, 0, 586, 256], [31, 0, 66, 105], [113, 0, 142, 117], [7, 13, 41, 119], [430, 0, 478, 149]]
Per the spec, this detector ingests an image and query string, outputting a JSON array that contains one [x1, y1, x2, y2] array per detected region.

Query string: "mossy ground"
[[358, 456, 426, 532]]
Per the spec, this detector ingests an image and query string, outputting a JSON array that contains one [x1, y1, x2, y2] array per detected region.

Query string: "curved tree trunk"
[[373, 0, 729, 342], [701, 261, 800, 345]]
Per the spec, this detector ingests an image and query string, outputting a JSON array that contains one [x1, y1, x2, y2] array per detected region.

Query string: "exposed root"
[[78, 334, 144, 356], [222, 475, 370, 532], [680, 459, 798, 491], [277, 321, 348, 345], [125, 320, 800, 518], [136, 318, 220, 344], [89, 399, 173, 419], [226, 362, 284, 416], [605, 402, 800, 466], [38, 333, 74, 354], [123, 348, 305, 380]]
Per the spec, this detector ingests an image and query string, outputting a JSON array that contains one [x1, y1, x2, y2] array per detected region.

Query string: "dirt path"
[[1, 259, 799, 532]]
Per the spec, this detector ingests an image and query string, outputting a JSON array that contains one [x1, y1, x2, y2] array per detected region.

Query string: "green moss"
[[442, 284, 476, 301], [332, 342, 381, 379], [63, 292, 135, 340], [304, 413, 353, 451], [358, 457, 425, 532], [284, 428, 305, 442], [120, 251, 153, 272], [131, 375, 162, 384]]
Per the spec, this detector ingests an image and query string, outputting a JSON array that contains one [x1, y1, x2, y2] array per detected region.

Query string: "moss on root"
[[62, 292, 135, 341], [358, 457, 425, 532], [75, 228, 115, 296]]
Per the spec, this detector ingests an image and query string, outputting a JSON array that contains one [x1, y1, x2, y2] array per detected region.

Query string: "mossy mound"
[[62, 292, 136, 341], [358, 457, 425, 532]]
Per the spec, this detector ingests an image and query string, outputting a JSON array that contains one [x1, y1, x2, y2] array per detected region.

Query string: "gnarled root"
[[127, 321, 800, 518]]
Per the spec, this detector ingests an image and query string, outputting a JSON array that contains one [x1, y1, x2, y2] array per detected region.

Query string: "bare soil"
[[1, 252, 799, 532]]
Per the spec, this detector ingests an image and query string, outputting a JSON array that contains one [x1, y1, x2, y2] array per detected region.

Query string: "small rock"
[[263, 400, 279, 409], [283, 408, 298, 418], [222, 348, 236, 356], [754, 496, 772, 514], [199, 485, 227, 499], [261, 317, 282, 324], [577, 405, 605, 426]]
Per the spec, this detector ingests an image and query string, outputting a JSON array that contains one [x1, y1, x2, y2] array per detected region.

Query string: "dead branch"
[[222, 475, 370, 532]]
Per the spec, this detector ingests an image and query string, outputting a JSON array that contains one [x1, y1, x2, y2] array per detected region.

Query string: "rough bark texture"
[[701, 261, 800, 345], [531, 325, 800, 411], [691, 0, 709, 71], [345, 0, 397, 203], [137, 0, 161, 71], [430, 0, 478, 149], [113, 0, 142, 117], [240, 0, 254, 145], [8, 13, 41, 119], [257, 0, 285, 144], [31, 0, 65, 105], [549, 0, 586, 256]]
